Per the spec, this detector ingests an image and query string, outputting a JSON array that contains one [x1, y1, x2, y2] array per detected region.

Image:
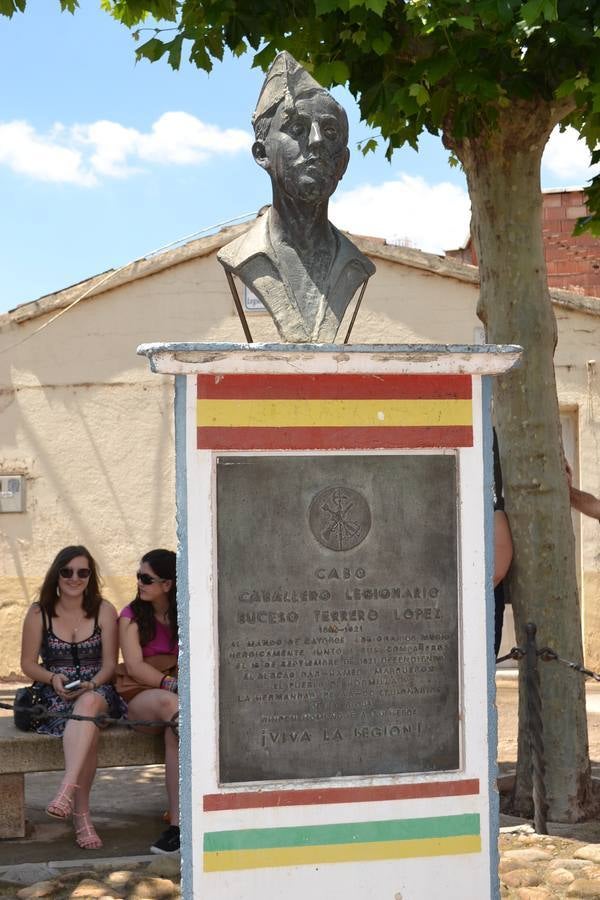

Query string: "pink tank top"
[[119, 604, 178, 657]]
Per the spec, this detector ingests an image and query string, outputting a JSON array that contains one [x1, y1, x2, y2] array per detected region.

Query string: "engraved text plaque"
[[217, 455, 459, 783]]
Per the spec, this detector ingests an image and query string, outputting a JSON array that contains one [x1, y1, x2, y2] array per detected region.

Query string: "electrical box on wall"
[[0, 475, 25, 513]]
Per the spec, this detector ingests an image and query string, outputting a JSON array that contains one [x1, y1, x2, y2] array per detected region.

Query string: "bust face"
[[256, 92, 350, 204]]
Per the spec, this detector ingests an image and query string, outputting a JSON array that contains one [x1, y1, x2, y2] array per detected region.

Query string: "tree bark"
[[447, 102, 592, 821]]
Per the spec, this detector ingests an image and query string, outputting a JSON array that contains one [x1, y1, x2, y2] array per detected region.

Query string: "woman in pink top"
[[118, 548, 179, 855]]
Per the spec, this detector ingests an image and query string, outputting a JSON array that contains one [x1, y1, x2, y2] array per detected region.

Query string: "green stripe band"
[[204, 814, 480, 852]]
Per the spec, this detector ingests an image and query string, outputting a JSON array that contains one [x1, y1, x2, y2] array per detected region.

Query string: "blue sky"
[[0, 1, 597, 315]]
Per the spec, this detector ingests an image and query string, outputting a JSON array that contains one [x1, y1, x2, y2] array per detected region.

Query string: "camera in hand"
[[64, 679, 81, 692]]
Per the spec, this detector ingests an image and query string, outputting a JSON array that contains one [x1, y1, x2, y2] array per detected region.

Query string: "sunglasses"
[[136, 571, 167, 586], [59, 567, 91, 579]]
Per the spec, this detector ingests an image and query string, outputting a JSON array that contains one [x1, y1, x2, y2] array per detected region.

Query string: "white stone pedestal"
[[138, 342, 521, 900]]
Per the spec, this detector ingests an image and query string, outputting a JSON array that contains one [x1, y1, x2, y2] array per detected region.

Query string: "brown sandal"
[[46, 782, 79, 819], [73, 811, 103, 850]]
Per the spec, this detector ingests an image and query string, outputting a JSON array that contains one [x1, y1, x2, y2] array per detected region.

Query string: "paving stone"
[[514, 888, 554, 899], [547, 867, 576, 885], [549, 859, 595, 871], [575, 846, 600, 864], [103, 871, 137, 888], [500, 824, 535, 835], [502, 868, 542, 887], [502, 848, 554, 862], [0, 865, 59, 886], [68, 879, 120, 898], [567, 879, 600, 897], [500, 858, 529, 874], [146, 857, 181, 879], [16, 883, 60, 899], [128, 876, 178, 899]]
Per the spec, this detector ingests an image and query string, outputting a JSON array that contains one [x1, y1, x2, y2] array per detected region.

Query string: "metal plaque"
[[217, 454, 459, 783]]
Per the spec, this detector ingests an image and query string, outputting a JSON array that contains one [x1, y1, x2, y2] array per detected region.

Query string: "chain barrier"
[[495, 622, 600, 835], [1, 700, 178, 736], [536, 648, 600, 683], [496, 647, 525, 665], [496, 639, 600, 682]]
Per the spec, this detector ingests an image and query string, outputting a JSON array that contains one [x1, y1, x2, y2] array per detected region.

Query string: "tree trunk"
[[447, 102, 592, 821]]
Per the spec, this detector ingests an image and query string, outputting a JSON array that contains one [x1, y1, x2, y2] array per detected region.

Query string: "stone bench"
[[0, 717, 164, 839]]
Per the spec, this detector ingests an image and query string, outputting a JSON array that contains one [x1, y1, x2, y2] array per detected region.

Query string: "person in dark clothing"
[[493, 430, 513, 656]]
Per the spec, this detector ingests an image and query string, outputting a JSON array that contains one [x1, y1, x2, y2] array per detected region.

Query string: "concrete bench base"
[[0, 718, 164, 838]]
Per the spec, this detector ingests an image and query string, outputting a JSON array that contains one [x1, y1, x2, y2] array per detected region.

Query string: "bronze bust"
[[218, 51, 375, 343]]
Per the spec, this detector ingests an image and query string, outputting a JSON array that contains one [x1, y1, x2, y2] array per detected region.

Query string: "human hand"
[[565, 459, 573, 489], [50, 673, 72, 701]]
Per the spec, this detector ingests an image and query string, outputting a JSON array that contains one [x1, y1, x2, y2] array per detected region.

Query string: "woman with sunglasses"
[[20, 545, 123, 850], [118, 548, 179, 856]]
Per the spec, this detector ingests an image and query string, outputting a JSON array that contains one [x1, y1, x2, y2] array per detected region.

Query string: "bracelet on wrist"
[[160, 675, 178, 693]]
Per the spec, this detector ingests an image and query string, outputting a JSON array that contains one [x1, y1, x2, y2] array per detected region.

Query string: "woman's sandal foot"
[[73, 811, 103, 849], [46, 782, 78, 819]]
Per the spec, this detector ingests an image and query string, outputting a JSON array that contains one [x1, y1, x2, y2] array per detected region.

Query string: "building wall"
[[544, 191, 600, 297], [2, 247, 600, 676], [0, 250, 480, 678], [447, 189, 600, 299], [554, 305, 600, 667]]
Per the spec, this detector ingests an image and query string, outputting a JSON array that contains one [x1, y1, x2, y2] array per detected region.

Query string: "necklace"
[[56, 604, 87, 639], [71, 616, 87, 635]]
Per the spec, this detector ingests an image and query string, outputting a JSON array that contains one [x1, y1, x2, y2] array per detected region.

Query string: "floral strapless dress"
[[34, 618, 125, 736]]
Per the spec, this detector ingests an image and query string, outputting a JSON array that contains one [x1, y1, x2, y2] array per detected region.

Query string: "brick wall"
[[543, 190, 600, 296], [446, 189, 600, 298]]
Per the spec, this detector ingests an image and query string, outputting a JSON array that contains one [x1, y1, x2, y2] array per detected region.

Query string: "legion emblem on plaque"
[[308, 485, 371, 551]]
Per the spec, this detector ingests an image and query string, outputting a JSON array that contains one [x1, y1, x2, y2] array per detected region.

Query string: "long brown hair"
[[38, 545, 103, 619], [130, 549, 178, 649]]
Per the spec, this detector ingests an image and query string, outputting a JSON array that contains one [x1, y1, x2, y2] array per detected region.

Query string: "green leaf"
[[371, 32, 392, 55], [167, 34, 183, 69], [331, 60, 350, 83], [425, 53, 455, 86], [409, 82, 430, 106], [136, 37, 168, 63], [520, 0, 545, 26], [573, 214, 600, 236], [555, 77, 576, 99], [363, 0, 389, 15], [454, 16, 475, 30], [189, 40, 212, 72], [0, 0, 26, 16], [360, 137, 378, 155], [315, 0, 348, 13], [253, 42, 278, 71], [429, 86, 451, 125]]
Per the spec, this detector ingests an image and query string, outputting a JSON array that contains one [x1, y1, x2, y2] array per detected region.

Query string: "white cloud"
[[542, 126, 600, 184], [73, 120, 143, 179], [0, 121, 94, 186], [138, 112, 251, 164], [0, 112, 252, 186], [330, 173, 471, 254]]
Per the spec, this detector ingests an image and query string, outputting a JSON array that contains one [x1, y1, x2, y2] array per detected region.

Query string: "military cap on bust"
[[252, 50, 330, 127]]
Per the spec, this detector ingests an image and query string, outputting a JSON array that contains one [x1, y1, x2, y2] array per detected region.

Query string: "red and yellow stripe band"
[[197, 373, 473, 450]]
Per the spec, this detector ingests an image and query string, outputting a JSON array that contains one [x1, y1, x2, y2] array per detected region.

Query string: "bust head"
[[252, 52, 350, 205]]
